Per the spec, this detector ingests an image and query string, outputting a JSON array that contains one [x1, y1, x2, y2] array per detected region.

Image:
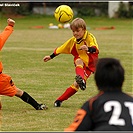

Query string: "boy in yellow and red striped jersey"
[[43, 18, 99, 107]]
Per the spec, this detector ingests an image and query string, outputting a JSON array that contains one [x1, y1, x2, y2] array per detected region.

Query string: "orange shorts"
[[0, 73, 17, 97]]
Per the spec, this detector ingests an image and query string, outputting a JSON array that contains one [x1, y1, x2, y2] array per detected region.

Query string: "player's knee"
[[74, 81, 79, 90], [15, 88, 23, 97], [75, 58, 83, 66]]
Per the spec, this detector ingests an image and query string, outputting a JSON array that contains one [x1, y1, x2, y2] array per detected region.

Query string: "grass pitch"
[[0, 15, 132, 131]]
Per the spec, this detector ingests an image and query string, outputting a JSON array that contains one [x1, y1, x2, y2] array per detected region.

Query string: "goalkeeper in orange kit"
[[43, 18, 99, 107], [0, 18, 47, 110]]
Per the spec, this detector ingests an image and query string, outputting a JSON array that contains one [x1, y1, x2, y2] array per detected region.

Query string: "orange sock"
[[57, 87, 77, 101], [75, 65, 84, 79]]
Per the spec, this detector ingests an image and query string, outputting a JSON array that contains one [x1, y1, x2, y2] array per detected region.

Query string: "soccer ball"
[[54, 5, 74, 23]]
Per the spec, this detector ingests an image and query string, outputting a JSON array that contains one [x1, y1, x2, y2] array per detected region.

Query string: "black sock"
[[20, 91, 39, 110]]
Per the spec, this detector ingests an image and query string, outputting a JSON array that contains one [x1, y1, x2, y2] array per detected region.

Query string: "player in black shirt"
[[65, 58, 133, 131]]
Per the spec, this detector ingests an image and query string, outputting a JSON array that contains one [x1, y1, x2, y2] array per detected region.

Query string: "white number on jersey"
[[104, 101, 133, 126], [124, 102, 133, 125]]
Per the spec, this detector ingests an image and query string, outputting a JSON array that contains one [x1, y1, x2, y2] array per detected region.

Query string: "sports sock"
[[75, 65, 84, 79], [57, 86, 77, 102], [20, 91, 39, 110]]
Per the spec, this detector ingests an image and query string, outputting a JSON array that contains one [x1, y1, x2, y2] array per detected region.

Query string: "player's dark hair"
[[94, 58, 125, 91]]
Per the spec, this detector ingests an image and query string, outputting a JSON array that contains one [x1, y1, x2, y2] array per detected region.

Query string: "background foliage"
[[0, 2, 133, 18]]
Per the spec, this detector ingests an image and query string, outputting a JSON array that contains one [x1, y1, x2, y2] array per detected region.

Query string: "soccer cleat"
[[75, 75, 86, 90], [54, 100, 62, 107], [36, 104, 48, 110]]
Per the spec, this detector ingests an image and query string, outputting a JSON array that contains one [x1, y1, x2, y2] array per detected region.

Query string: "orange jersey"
[[0, 26, 13, 72], [54, 31, 99, 72]]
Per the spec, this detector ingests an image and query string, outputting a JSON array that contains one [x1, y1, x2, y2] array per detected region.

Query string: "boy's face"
[[71, 27, 85, 40]]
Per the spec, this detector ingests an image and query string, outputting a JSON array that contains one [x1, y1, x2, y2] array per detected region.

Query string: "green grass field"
[[0, 15, 132, 131]]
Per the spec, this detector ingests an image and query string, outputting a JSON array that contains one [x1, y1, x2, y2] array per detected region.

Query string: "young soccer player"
[[43, 18, 99, 107], [65, 58, 133, 131], [0, 18, 48, 110]]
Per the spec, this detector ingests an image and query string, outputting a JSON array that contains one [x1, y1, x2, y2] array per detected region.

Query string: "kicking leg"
[[75, 58, 86, 90]]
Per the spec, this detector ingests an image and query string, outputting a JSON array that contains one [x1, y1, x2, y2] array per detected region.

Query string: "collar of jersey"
[[74, 31, 88, 44]]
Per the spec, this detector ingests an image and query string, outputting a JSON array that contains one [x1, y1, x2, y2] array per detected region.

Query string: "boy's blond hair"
[[70, 18, 86, 30]]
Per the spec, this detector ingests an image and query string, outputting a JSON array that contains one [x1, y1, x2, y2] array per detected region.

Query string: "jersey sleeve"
[[88, 33, 98, 47], [54, 38, 74, 55], [85, 32, 99, 53], [64, 101, 93, 131], [0, 26, 13, 50]]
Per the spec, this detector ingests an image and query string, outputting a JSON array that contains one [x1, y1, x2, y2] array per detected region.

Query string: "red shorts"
[[74, 57, 94, 81], [0, 73, 17, 97], [83, 66, 93, 81]]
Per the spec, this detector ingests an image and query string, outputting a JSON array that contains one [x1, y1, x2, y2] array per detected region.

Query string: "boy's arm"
[[0, 18, 15, 50], [50, 53, 57, 59], [43, 38, 72, 62], [88, 46, 99, 53], [43, 53, 59, 62], [79, 45, 99, 54], [43, 47, 59, 62]]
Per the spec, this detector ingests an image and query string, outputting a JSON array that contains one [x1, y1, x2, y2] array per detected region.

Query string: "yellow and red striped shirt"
[[53, 31, 99, 72]]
